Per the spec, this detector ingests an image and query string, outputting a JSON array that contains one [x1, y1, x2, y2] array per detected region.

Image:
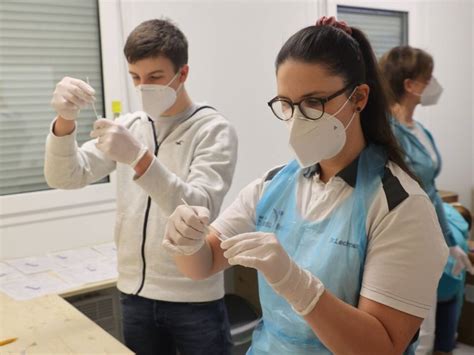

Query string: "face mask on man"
[[414, 76, 443, 106], [136, 71, 182, 120], [289, 88, 358, 168]]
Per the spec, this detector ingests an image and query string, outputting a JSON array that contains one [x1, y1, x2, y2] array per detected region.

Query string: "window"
[[0, 0, 105, 196], [337, 5, 408, 59]]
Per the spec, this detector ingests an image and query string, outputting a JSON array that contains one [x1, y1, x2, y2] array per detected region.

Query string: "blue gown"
[[391, 119, 456, 247]]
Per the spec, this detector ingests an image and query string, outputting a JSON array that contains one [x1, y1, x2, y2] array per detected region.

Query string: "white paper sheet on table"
[[0, 272, 71, 301], [92, 242, 117, 260], [0, 262, 25, 284], [54, 257, 118, 285], [5, 255, 56, 274], [48, 247, 103, 268]]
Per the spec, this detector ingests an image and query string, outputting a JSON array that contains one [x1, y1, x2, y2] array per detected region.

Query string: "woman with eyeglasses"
[[162, 17, 448, 354], [380, 46, 473, 355]]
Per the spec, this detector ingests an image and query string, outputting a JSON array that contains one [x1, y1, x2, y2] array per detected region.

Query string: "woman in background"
[[380, 46, 473, 355]]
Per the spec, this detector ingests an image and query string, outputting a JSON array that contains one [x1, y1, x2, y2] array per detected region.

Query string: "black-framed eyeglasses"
[[267, 83, 356, 121]]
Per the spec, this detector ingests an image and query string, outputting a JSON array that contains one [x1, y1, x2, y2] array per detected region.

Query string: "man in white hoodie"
[[45, 19, 238, 355]]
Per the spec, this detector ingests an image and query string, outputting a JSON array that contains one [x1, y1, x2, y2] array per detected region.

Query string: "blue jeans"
[[120, 292, 232, 355], [435, 297, 459, 352]]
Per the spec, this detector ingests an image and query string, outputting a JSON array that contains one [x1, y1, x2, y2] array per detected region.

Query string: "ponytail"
[[350, 28, 415, 180]]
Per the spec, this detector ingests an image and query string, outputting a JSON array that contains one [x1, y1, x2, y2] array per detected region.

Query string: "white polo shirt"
[[212, 158, 448, 318]]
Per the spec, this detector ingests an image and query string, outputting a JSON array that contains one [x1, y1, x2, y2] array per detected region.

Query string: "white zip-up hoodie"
[[44, 105, 238, 302]]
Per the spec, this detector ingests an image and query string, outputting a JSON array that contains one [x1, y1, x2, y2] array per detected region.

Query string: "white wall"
[[411, 0, 473, 210]]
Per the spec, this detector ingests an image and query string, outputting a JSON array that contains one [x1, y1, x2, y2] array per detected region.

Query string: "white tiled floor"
[[454, 342, 474, 355]]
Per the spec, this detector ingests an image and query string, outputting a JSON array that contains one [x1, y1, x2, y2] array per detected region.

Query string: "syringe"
[[180, 198, 229, 241], [86, 77, 100, 120]]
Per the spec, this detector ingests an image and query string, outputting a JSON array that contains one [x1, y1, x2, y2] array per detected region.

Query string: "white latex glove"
[[450, 245, 474, 276], [221, 232, 325, 315], [51, 77, 95, 120], [90, 119, 148, 167], [162, 205, 210, 255]]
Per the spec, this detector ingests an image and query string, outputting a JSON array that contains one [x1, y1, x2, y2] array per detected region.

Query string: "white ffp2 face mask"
[[419, 76, 443, 106], [289, 90, 357, 168], [136, 71, 181, 120]]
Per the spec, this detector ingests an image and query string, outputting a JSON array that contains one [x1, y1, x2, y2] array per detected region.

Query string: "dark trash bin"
[[224, 293, 262, 355]]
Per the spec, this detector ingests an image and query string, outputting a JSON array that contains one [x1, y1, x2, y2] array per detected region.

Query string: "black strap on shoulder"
[[265, 165, 285, 182], [382, 167, 409, 211]]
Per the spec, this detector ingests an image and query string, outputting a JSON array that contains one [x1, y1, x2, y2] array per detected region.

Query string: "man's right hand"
[[51, 77, 95, 121], [163, 205, 210, 256]]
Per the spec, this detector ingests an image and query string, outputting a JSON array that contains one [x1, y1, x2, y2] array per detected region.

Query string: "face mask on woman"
[[414, 76, 443, 106], [289, 88, 358, 168]]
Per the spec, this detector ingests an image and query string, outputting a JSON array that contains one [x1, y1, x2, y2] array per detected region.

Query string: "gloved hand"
[[51, 77, 95, 120], [221, 232, 325, 315], [90, 119, 148, 167], [450, 245, 474, 276], [162, 205, 210, 255]]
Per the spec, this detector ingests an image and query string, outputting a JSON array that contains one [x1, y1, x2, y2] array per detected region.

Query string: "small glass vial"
[[112, 100, 122, 119]]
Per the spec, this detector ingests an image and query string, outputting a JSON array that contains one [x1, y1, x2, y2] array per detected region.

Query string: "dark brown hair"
[[123, 19, 188, 71], [379, 46, 433, 104], [275, 25, 415, 179]]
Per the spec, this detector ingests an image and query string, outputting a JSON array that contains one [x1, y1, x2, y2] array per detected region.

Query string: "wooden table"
[[0, 289, 132, 354], [59, 279, 117, 298], [438, 190, 459, 203]]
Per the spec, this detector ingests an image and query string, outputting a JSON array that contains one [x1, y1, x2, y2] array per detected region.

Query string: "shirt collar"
[[302, 157, 359, 188]]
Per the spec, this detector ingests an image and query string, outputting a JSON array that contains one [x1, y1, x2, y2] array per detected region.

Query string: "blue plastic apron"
[[247, 145, 416, 354], [391, 119, 455, 247]]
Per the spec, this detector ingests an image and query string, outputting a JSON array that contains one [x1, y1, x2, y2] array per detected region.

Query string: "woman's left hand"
[[221, 232, 291, 284], [450, 245, 474, 275], [221, 232, 325, 315]]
